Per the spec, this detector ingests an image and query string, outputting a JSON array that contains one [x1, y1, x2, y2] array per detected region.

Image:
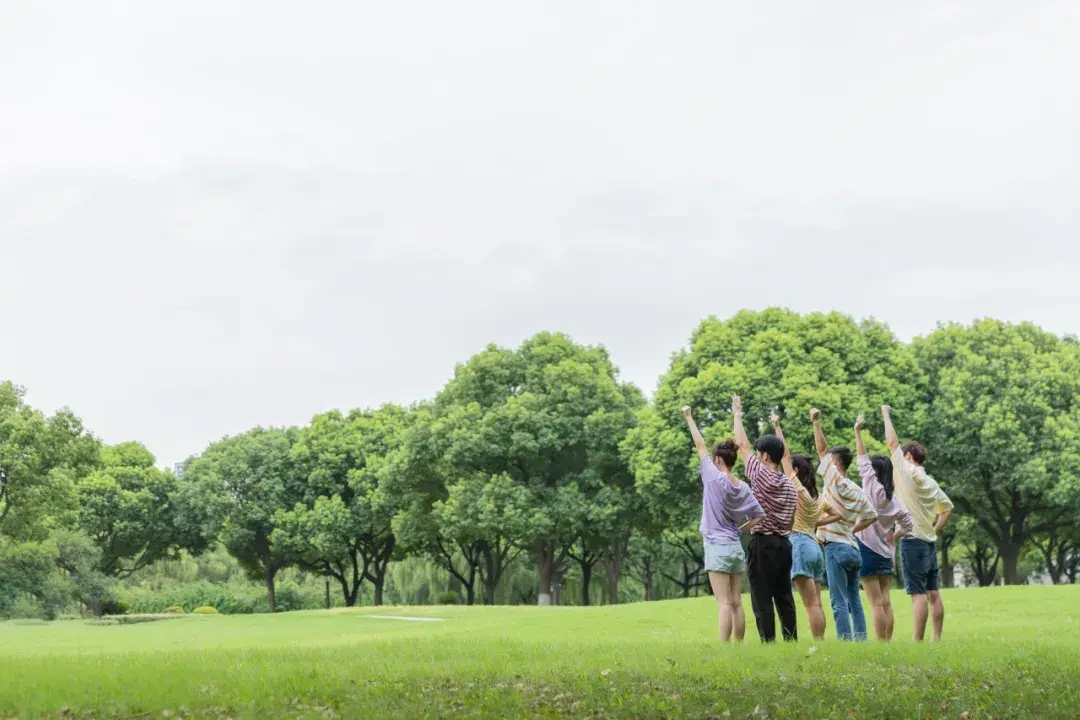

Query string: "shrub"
[[435, 591, 459, 606], [193, 606, 219, 615], [162, 605, 186, 614], [100, 599, 130, 616]]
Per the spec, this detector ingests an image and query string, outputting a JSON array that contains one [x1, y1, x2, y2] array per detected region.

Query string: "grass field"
[[2, 586, 1078, 719]]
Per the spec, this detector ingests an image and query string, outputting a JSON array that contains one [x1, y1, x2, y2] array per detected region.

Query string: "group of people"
[[683, 398, 954, 643]]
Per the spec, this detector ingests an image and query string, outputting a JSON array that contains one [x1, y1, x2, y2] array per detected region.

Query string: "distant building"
[[174, 460, 188, 478]]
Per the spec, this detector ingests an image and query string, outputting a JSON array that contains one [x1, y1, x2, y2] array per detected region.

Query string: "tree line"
[[3, 310, 1079, 617]]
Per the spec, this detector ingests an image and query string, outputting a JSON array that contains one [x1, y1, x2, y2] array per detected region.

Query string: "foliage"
[[912, 320, 1080, 583], [118, 579, 318, 615], [274, 406, 411, 607], [625, 309, 920, 529], [435, 590, 459, 605], [178, 427, 302, 612], [76, 442, 193, 579], [192, 606, 219, 615], [0, 382, 101, 539], [163, 605, 186, 614], [419, 332, 643, 605]]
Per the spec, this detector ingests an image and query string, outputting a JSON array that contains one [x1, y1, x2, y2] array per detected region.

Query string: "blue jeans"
[[824, 542, 867, 641]]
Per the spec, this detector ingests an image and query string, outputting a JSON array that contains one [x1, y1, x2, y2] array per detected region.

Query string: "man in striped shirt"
[[732, 395, 799, 642], [811, 409, 878, 641]]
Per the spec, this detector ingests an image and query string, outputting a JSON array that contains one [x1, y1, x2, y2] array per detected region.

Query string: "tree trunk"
[[464, 569, 476, 605], [324, 578, 331, 609], [1001, 542, 1022, 585], [604, 533, 629, 605], [940, 541, 954, 589], [581, 562, 592, 606], [266, 566, 278, 614], [552, 562, 566, 606], [537, 544, 555, 606]]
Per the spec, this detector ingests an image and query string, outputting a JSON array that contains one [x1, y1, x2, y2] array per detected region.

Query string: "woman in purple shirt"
[[683, 406, 765, 643], [854, 414, 914, 641]]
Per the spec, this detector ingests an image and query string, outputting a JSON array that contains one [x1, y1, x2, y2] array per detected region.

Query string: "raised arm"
[[732, 395, 753, 464], [882, 405, 900, 453], [770, 413, 794, 478], [810, 408, 829, 461], [682, 406, 709, 460], [854, 414, 867, 456]]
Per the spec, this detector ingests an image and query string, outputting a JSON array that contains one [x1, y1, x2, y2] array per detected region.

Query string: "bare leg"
[[878, 576, 895, 640], [728, 573, 746, 642], [929, 590, 944, 641], [793, 577, 825, 640], [911, 593, 929, 642], [709, 572, 733, 643], [861, 577, 889, 641]]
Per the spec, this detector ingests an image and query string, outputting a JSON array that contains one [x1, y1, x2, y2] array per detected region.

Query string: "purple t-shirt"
[[699, 457, 765, 544]]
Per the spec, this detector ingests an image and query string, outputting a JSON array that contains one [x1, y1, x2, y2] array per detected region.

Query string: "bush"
[[100, 599, 129, 616], [435, 591, 459, 605], [193, 606, 219, 615], [162, 605, 186, 614], [117, 580, 323, 615]]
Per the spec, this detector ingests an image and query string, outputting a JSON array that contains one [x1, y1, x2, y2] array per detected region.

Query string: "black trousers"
[[747, 534, 798, 642]]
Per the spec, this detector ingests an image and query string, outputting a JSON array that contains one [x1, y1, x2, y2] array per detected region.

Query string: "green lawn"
[[2, 586, 1078, 719]]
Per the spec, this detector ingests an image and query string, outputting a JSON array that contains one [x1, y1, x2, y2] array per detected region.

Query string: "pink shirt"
[[855, 454, 914, 558]]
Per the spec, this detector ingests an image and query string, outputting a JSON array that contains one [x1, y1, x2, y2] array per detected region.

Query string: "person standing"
[[811, 409, 878, 641], [770, 414, 842, 641], [682, 406, 765, 643], [853, 414, 914, 641], [882, 405, 954, 642], [731, 395, 798, 642]]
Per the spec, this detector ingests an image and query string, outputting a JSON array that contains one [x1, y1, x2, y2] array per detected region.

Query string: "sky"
[[3, 1, 1079, 467]]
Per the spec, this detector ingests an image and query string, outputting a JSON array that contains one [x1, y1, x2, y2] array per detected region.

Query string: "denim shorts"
[[857, 537, 894, 578], [790, 532, 825, 582], [900, 538, 939, 595], [704, 540, 746, 574]]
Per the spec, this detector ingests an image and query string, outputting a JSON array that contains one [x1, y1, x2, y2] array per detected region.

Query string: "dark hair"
[[902, 441, 926, 465], [754, 435, 785, 464], [712, 439, 738, 469], [870, 455, 895, 500], [790, 453, 818, 499], [828, 446, 853, 473]]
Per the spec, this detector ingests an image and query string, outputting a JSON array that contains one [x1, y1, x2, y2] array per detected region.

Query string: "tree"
[[178, 427, 300, 613], [912, 321, 1080, 584], [76, 442, 190, 579], [425, 333, 642, 605], [276, 406, 410, 607], [0, 382, 101, 539], [625, 535, 664, 601], [1032, 526, 1080, 584], [625, 310, 920, 549]]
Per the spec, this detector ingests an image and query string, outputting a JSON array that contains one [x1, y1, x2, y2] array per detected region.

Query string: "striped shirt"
[[745, 455, 797, 536], [791, 484, 834, 538], [855, 455, 914, 558], [815, 455, 877, 547]]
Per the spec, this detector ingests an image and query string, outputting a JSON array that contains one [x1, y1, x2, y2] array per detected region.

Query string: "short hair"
[[828, 446, 853, 473], [754, 435, 785, 464], [712, 439, 738, 469], [791, 453, 818, 499], [870, 455, 895, 500], [902, 441, 926, 465]]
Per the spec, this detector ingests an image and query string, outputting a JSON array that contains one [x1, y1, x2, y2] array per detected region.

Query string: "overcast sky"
[[3, 1, 1079, 467]]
